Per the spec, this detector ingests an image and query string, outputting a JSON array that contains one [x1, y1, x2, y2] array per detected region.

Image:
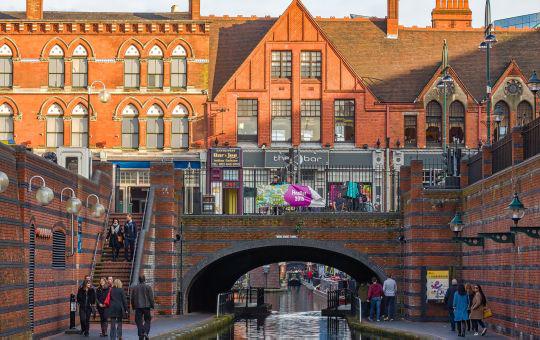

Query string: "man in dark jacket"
[[131, 275, 155, 340], [76, 280, 96, 337], [444, 279, 459, 332], [124, 214, 138, 261]]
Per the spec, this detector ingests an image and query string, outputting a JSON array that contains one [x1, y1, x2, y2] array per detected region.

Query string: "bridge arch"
[[183, 238, 388, 313]]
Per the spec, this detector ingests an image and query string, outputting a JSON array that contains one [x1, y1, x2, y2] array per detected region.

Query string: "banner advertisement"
[[256, 184, 325, 208], [427, 270, 450, 300]]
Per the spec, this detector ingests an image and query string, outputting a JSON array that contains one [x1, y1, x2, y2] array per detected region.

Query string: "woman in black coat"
[[95, 277, 110, 337], [106, 218, 123, 261], [107, 279, 128, 340], [76, 280, 96, 337]]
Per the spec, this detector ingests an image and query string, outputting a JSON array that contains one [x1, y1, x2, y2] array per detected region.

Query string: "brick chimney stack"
[[386, 0, 399, 39], [26, 0, 43, 20], [432, 0, 472, 29], [189, 0, 200, 20]]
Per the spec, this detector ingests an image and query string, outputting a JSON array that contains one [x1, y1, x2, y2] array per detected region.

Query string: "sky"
[[1, 0, 538, 28]]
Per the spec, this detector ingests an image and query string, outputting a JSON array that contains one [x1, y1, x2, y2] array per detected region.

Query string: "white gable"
[[125, 45, 140, 57], [172, 45, 187, 57], [72, 104, 88, 115], [47, 104, 64, 115], [147, 104, 164, 116], [149, 45, 163, 57], [73, 44, 88, 57], [122, 104, 139, 116], [0, 103, 14, 115], [172, 104, 189, 117], [49, 45, 64, 57], [0, 44, 13, 57]]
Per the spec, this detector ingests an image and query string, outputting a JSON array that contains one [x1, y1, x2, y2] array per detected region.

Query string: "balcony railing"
[[523, 116, 540, 160], [491, 134, 513, 174], [467, 151, 483, 185]]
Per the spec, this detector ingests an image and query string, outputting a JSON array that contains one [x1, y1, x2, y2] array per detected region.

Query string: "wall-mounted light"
[[86, 194, 105, 218], [0, 171, 9, 193], [28, 175, 54, 206], [449, 212, 464, 237], [61, 187, 82, 215], [508, 193, 526, 227]]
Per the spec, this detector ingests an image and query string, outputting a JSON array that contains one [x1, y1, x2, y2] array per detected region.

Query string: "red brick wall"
[[0, 143, 112, 338], [248, 264, 281, 289]]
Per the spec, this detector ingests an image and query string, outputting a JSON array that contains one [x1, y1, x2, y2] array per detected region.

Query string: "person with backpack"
[[131, 275, 155, 340], [96, 277, 110, 337]]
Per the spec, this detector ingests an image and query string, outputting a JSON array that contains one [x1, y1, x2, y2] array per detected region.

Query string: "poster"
[[427, 270, 449, 300], [210, 148, 242, 168]]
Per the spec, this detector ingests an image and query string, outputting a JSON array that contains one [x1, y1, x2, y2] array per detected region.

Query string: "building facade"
[[494, 12, 540, 29]]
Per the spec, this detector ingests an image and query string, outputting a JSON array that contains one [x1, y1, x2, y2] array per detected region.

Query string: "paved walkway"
[[359, 320, 509, 340], [45, 313, 213, 340]]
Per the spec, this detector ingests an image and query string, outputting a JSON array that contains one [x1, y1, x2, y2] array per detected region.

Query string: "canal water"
[[203, 285, 394, 339]]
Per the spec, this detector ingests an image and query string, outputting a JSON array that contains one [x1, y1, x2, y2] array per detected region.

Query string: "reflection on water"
[[201, 286, 393, 340]]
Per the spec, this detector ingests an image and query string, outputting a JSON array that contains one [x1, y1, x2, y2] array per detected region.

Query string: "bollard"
[[69, 293, 77, 329]]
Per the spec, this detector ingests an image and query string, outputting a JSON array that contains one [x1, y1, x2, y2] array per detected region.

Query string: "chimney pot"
[[26, 0, 43, 20], [386, 0, 399, 38]]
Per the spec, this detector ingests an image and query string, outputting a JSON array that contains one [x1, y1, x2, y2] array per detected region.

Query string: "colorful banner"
[[427, 270, 450, 300], [256, 184, 325, 208]]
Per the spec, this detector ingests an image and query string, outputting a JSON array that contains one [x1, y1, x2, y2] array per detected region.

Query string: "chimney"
[[26, 0, 43, 20], [432, 0, 472, 29], [386, 0, 399, 39], [189, 0, 200, 20]]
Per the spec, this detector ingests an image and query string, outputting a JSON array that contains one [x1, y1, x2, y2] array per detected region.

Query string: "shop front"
[[207, 148, 243, 215]]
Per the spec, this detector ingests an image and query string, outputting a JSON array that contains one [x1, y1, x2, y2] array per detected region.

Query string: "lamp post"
[[479, 0, 497, 143], [449, 212, 464, 237], [0, 171, 9, 193], [28, 175, 54, 206], [527, 71, 540, 119], [86, 194, 105, 218], [263, 265, 270, 289], [62, 187, 82, 257], [437, 40, 454, 151], [508, 193, 526, 227], [494, 110, 502, 141]]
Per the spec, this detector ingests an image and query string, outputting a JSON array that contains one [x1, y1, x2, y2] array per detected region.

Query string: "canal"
[[203, 285, 393, 339]]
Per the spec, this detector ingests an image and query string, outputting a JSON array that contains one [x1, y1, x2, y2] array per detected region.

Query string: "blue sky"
[[1, 0, 538, 27]]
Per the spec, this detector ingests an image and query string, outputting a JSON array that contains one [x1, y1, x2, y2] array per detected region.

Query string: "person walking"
[[107, 218, 123, 261], [367, 277, 383, 322], [96, 277, 110, 337], [383, 274, 397, 321], [470, 284, 488, 336], [465, 283, 475, 332], [444, 279, 459, 332], [107, 279, 128, 340], [76, 279, 96, 337], [453, 284, 470, 337], [131, 275, 155, 340], [124, 214, 138, 262]]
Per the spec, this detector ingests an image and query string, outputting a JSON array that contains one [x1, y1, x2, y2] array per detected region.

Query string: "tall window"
[[494, 101, 510, 139], [0, 44, 13, 88], [72, 45, 88, 88], [171, 104, 189, 149], [0, 103, 14, 142], [171, 45, 187, 89], [300, 51, 322, 79], [449, 101, 465, 145], [271, 100, 292, 142], [237, 99, 258, 142], [271, 51, 292, 79], [124, 45, 140, 89], [52, 230, 66, 269], [121, 104, 139, 149], [46, 104, 64, 147], [71, 104, 88, 147], [148, 46, 164, 89], [48, 45, 65, 88], [517, 101, 533, 125], [334, 100, 355, 143], [301, 100, 321, 142], [404, 115, 417, 147], [146, 104, 164, 149], [426, 101, 442, 147]]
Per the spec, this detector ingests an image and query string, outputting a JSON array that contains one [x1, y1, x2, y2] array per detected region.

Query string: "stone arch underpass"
[[183, 238, 389, 313]]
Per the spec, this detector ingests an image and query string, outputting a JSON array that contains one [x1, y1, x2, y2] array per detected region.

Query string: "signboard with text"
[[427, 270, 450, 301], [210, 148, 242, 168], [264, 150, 329, 168]]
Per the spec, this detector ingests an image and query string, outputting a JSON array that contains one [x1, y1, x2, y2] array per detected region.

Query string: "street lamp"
[[86, 194, 105, 218], [0, 171, 9, 193], [263, 265, 270, 289], [87, 80, 110, 121], [28, 175, 54, 206], [527, 71, 540, 119], [437, 40, 454, 150], [61, 187, 82, 215], [494, 110, 502, 141], [508, 193, 526, 227], [479, 0, 497, 143], [449, 212, 464, 237]]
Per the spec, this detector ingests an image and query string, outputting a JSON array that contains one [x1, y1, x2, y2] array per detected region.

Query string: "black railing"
[[492, 134, 513, 174], [231, 288, 265, 307], [523, 116, 540, 160], [217, 291, 234, 316], [467, 152, 483, 185], [327, 288, 357, 311]]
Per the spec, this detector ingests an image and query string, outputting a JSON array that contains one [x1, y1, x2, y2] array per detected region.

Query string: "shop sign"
[[426, 270, 449, 301], [210, 148, 242, 168], [265, 150, 329, 167]]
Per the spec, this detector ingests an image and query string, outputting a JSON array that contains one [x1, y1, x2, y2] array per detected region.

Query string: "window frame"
[[449, 101, 466, 145], [71, 57, 88, 89], [517, 101, 533, 125], [121, 117, 139, 149], [271, 100, 292, 143], [171, 116, 189, 149], [0, 57, 13, 88], [171, 57, 188, 89], [300, 99, 321, 143], [0, 111, 14, 141], [46, 115, 64, 148], [71, 115, 88, 148], [237, 99, 258, 143], [52, 230, 66, 269], [146, 117, 164, 149], [300, 51, 322, 79], [124, 58, 140, 89], [147, 58, 164, 89], [404, 115, 418, 147], [426, 101, 443, 147], [334, 99, 355, 143], [271, 51, 292, 79], [48, 57, 65, 88], [494, 101, 510, 139]]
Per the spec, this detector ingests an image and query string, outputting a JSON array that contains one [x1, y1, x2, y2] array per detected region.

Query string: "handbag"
[[117, 234, 124, 244], [103, 289, 111, 308], [483, 306, 493, 319]]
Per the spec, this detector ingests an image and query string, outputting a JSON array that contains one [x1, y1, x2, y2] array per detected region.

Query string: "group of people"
[[364, 275, 397, 322], [444, 279, 490, 337], [76, 274, 155, 340], [106, 214, 138, 262]]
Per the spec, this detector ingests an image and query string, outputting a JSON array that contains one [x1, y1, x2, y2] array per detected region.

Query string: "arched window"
[[517, 101, 533, 126], [46, 104, 64, 147], [71, 104, 88, 147], [146, 104, 164, 149], [124, 45, 140, 89], [148, 46, 164, 89], [449, 101, 465, 145], [121, 104, 139, 149], [171, 45, 187, 89], [52, 230, 66, 269], [72, 45, 88, 88], [172, 104, 189, 149], [0, 103, 14, 142], [48, 45, 65, 88], [0, 44, 13, 88], [426, 101, 442, 147], [494, 101, 510, 140]]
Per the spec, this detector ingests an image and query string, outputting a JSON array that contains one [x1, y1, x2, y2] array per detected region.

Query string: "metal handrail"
[[89, 233, 101, 280], [129, 187, 155, 288], [90, 191, 113, 280]]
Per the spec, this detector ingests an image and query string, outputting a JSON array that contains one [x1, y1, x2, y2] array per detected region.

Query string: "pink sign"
[[284, 185, 312, 207]]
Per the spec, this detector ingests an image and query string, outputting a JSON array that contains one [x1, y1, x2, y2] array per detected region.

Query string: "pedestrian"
[[367, 277, 383, 322], [357, 282, 369, 318], [76, 279, 96, 337], [107, 279, 128, 340], [96, 277, 110, 337], [465, 283, 475, 332], [131, 275, 155, 340], [383, 274, 397, 321], [107, 276, 114, 288], [453, 284, 470, 337], [444, 279, 459, 332], [124, 214, 138, 262], [107, 218, 122, 261], [470, 284, 488, 336]]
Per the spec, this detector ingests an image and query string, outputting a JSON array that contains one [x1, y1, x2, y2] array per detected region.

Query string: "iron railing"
[[492, 134, 513, 174], [232, 288, 265, 307], [327, 288, 357, 313], [216, 291, 234, 316], [467, 152, 483, 185], [130, 187, 155, 288], [523, 116, 540, 160]]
